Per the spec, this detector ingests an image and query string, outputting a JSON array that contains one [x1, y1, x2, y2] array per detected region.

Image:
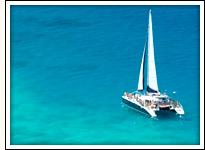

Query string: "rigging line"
[[171, 49, 179, 93], [153, 44, 168, 94], [154, 42, 167, 93], [154, 46, 166, 92]]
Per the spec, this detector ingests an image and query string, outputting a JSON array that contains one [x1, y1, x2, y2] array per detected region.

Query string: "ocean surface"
[[10, 5, 200, 145]]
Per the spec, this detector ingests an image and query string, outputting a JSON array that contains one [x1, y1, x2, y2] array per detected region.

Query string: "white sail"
[[147, 10, 159, 93], [138, 40, 147, 91]]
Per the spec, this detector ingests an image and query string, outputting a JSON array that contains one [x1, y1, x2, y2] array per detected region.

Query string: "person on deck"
[[169, 98, 171, 104]]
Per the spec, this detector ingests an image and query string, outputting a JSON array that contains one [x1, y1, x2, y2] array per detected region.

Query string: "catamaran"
[[122, 10, 185, 117]]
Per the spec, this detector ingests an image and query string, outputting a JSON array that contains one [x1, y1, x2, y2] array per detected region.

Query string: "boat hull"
[[122, 97, 150, 116]]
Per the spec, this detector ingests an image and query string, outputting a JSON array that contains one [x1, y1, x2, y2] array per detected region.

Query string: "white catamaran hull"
[[122, 95, 184, 117], [122, 96, 157, 117]]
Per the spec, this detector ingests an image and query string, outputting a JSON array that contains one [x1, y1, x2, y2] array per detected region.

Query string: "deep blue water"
[[10, 5, 200, 145]]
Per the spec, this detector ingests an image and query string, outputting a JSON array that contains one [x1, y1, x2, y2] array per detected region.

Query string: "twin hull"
[[122, 97, 176, 117]]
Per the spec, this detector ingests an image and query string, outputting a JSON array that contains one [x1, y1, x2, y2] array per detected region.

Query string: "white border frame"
[[6, 1, 204, 149]]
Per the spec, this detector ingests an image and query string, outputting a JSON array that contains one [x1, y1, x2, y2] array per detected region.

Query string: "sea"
[[10, 5, 200, 145]]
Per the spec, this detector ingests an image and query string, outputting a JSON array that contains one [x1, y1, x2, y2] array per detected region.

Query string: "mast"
[[137, 39, 147, 91], [147, 10, 159, 93]]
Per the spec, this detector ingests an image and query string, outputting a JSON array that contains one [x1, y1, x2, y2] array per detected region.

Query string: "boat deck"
[[122, 93, 184, 117]]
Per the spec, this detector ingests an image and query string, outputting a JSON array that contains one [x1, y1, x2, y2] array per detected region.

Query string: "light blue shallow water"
[[10, 5, 200, 145]]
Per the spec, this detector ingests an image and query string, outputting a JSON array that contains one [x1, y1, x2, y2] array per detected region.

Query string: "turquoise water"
[[10, 5, 200, 145]]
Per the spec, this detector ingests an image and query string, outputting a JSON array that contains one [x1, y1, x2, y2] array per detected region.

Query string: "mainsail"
[[147, 10, 159, 93], [137, 40, 147, 91]]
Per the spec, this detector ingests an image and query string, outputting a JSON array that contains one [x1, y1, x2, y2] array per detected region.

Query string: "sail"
[[147, 10, 159, 93], [138, 40, 147, 91]]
